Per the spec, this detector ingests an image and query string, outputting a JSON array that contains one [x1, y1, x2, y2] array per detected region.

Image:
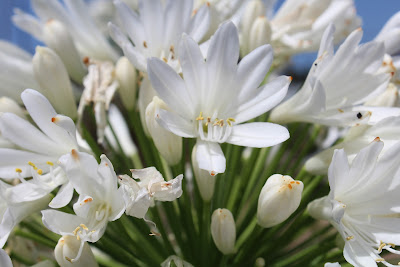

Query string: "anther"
[[196, 112, 204, 121], [346, 236, 354, 241], [80, 224, 89, 231], [15, 168, 22, 173], [46, 161, 54, 166], [37, 169, 43, 175], [378, 242, 386, 253], [143, 41, 148, 48]]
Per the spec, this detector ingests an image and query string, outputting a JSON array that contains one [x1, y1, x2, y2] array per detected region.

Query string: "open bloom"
[[42, 150, 125, 263], [270, 24, 391, 126], [148, 22, 290, 174], [109, 0, 210, 72], [119, 167, 183, 219], [308, 139, 400, 266]]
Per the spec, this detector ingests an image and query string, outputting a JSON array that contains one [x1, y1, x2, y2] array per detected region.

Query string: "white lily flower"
[[119, 167, 183, 219], [270, 24, 391, 126], [13, 0, 119, 61], [305, 116, 400, 174], [148, 22, 290, 175], [55, 236, 98, 267], [308, 139, 400, 267], [146, 96, 182, 165], [77, 59, 119, 144], [42, 150, 125, 263], [109, 0, 211, 72], [0, 180, 51, 248], [0, 41, 40, 102]]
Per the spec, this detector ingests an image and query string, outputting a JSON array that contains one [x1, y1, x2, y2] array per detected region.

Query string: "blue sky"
[[1, 0, 399, 70]]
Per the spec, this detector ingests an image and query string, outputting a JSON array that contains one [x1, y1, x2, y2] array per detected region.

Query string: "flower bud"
[[32, 46, 77, 119], [241, 0, 266, 55], [115, 57, 138, 110], [247, 17, 272, 54], [43, 19, 87, 83], [138, 76, 156, 136], [257, 174, 303, 228], [192, 143, 216, 201], [161, 255, 194, 267], [146, 96, 182, 165], [211, 208, 236, 255], [55, 236, 98, 267], [0, 97, 25, 118]]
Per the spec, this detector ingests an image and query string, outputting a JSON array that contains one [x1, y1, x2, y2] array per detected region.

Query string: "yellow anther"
[[73, 226, 80, 236], [46, 161, 54, 166], [346, 236, 354, 241], [196, 112, 204, 121], [378, 242, 386, 253], [162, 57, 168, 63], [76, 235, 81, 241], [375, 258, 385, 262], [65, 257, 73, 263], [37, 169, 43, 175], [219, 119, 224, 127], [213, 118, 220, 126], [227, 118, 235, 126], [28, 161, 36, 167], [15, 168, 22, 173], [205, 117, 211, 126], [80, 224, 89, 231], [388, 243, 396, 247]]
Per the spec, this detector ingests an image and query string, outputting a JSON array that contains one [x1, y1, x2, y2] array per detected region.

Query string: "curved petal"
[[226, 122, 289, 148], [195, 140, 225, 175], [41, 209, 84, 236], [187, 3, 210, 42], [49, 182, 74, 208], [155, 109, 195, 138], [0, 249, 12, 267]]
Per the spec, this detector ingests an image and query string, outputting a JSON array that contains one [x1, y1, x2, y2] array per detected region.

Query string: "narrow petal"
[[155, 109, 195, 138], [328, 149, 350, 196], [195, 140, 225, 175], [49, 182, 74, 208], [113, 0, 145, 46], [226, 122, 289, 148], [187, 3, 210, 42], [0, 249, 12, 267], [41, 210, 84, 236]]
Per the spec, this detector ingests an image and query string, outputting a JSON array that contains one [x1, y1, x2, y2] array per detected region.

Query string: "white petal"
[[0, 249, 12, 267], [227, 122, 289, 148], [155, 109, 195, 138], [41, 210, 84, 236], [327, 149, 350, 196], [49, 182, 74, 208], [195, 140, 225, 175], [187, 3, 210, 42]]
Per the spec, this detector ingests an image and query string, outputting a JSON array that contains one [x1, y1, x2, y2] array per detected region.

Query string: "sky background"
[[0, 0, 399, 72]]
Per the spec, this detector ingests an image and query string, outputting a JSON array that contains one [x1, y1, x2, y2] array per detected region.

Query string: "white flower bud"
[[32, 46, 77, 119], [54, 236, 98, 267], [161, 255, 194, 267], [115, 57, 138, 110], [146, 96, 182, 165], [43, 19, 87, 83], [257, 174, 303, 228], [211, 208, 236, 255], [247, 16, 272, 54], [0, 97, 25, 118], [241, 0, 266, 55], [192, 144, 216, 201]]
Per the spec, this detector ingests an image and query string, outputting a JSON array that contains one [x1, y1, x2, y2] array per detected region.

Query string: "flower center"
[[195, 112, 235, 143]]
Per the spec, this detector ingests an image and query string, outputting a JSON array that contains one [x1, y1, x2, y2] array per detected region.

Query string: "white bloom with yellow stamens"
[[42, 151, 125, 263], [148, 22, 290, 175], [119, 167, 183, 219], [308, 139, 400, 267]]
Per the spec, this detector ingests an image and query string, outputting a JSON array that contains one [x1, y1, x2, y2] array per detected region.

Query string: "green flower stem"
[[233, 223, 263, 265], [13, 228, 56, 248], [222, 145, 244, 207], [95, 235, 141, 266], [9, 252, 36, 266], [200, 201, 211, 266], [81, 124, 103, 159], [19, 220, 59, 243], [131, 153, 144, 169], [148, 206, 177, 256], [213, 144, 233, 208]]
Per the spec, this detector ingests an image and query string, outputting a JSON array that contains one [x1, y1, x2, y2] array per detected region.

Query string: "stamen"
[[375, 258, 385, 262], [73, 227, 80, 236], [37, 169, 43, 175], [196, 112, 204, 121], [143, 41, 148, 48], [80, 224, 89, 231], [378, 242, 386, 253], [46, 161, 54, 166], [15, 168, 22, 173], [346, 236, 354, 241]]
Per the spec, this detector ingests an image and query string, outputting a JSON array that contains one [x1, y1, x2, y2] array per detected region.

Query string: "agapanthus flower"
[[42, 150, 125, 263], [148, 22, 290, 174], [308, 139, 400, 266], [270, 24, 391, 126], [119, 167, 183, 219]]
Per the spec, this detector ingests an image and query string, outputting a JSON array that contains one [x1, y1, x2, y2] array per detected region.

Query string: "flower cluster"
[[0, 0, 400, 266]]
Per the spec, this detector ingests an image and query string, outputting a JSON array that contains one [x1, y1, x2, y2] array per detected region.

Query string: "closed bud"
[[241, 0, 266, 55], [0, 97, 25, 118], [257, 174, 303, 228], [43, 19, 87, 83], [32, 46, 77, 119], [192, 144, 216, 201], [115, 57, 138, 110], [247, 17, 272, 54], [211, 208, 236, 255], [54, 236, 98, 267], [146, 96, 182, 165]]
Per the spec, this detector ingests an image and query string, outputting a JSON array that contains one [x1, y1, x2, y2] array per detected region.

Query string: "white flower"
[[308, 139, 400, 267], [257, 174, 303, 228], [148, 22, 290, 175], [109, 0, 210, 72], [77, 59, 119, 144], [0, 180, 51, 248], [42, 150, 125, 262], [55, 236, 98, 267], [375, 11, 400, 56], [305, 116, 400, 174], [13, 0, 119, 61], [119, 167, 183, 219], [211, 208, 236, 255], [270, 24, 391, 126]]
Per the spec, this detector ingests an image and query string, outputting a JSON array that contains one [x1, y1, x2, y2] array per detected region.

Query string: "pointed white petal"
[[49, 182, 74, 208], [155, 109, 195, 138], [187, 3, 210, 42], [0, 249, 12, 267], [195, 140, 225, 175], [41, 210, 84, 236]]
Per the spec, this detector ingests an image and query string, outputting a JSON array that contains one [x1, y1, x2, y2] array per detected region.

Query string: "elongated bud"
[[0, 97, 26, 118], [32, 46, 77, 119], [43, 19, 87, 83], [161, 255, 194, 267], [241, 0, 266, 55], [54, 236, 98, 267], [211, 208, 236, 255], [257, 174, 303, 228], [146, 96, 182, 165], [247, 17, 272, 54], [115, 57, 138, 110], [192, 144, 216, 201]]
